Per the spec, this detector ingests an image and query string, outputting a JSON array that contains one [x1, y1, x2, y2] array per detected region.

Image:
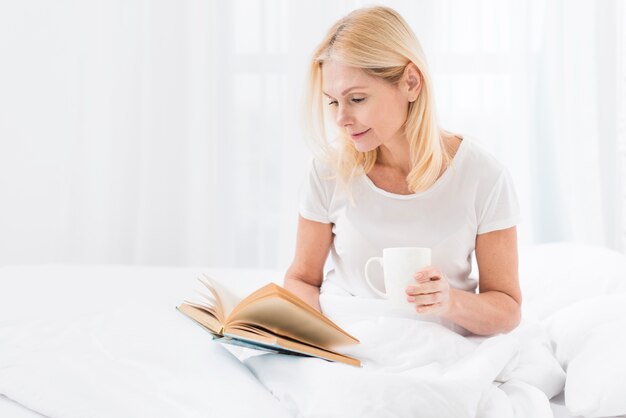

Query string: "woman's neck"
[[374, 132, 461, 176], [375, 137, 412, 176]]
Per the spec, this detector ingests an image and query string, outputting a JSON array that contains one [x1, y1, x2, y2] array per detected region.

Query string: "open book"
[[177, 274, 361, 367]]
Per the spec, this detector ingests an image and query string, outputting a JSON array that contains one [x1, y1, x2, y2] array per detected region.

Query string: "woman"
[[284, 6, 521, 337]]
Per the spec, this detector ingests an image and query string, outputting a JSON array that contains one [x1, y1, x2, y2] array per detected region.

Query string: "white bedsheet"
[[0, 265, 291, 418], [0, 395, 47, 418], [0, 303, 292, 418]]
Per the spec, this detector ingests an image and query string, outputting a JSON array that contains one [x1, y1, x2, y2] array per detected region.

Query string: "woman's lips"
[[350, 129, 370, 140]]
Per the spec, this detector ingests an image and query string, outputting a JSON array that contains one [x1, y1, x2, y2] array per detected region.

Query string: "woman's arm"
[[443, 226, 521, 335], [407, 226, 521, 336], [284, 215, 333, 312]]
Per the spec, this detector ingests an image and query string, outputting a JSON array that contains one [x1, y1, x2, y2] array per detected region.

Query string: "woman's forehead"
[[321, 62, 377, 97]]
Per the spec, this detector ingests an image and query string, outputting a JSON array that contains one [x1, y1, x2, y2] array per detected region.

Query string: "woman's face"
[[321, 61, 411, 153]]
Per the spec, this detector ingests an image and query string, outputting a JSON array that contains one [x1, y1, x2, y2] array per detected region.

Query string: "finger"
[[413, 267, 434, 282], [406, 281, 441, 295], [408, 292, 442, 306], [413, 267, 444, 283], [415, 302, 443, 314], [413, 273, 430, 283]]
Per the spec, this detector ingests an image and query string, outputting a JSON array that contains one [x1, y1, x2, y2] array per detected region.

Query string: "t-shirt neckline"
[[362, 137, 467, 200]]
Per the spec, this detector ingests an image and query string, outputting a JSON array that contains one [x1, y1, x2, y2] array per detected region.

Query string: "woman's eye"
[[328, 100, 338, 106], [352, 97, 365, 103]]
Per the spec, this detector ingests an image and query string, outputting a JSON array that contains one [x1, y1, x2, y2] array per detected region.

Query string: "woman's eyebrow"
[[322, 86, 367, 98]]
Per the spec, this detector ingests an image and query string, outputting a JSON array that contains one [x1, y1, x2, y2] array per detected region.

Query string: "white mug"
[[364, 247, 432, 308]]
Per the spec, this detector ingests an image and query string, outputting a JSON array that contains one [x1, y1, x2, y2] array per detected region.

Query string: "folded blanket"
[[245, 293, 565, 418]]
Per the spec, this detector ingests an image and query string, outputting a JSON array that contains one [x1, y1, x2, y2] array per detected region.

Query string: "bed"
[[1, 243, 625, 418]]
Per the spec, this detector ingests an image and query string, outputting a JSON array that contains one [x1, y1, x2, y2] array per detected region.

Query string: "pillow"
[[516, 242, 626, 319], [542, 294, 626, 417]]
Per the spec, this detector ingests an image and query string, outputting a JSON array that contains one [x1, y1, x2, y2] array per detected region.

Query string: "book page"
[[231, 284, 353, 335], [177, 303, 223, 335], [223, 329, 361, 367], [198, 274, 241, 319], [227, 284, 359, 350], [182, 279, 224, 324]]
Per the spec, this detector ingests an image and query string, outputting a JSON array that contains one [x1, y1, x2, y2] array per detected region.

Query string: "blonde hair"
[[304, 6, 451, 193]]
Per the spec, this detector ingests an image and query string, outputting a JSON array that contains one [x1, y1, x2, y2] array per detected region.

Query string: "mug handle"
[[364, 257, 387, 298]]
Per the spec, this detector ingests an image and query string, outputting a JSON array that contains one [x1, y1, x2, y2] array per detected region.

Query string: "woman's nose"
[[335, 106, 353, 127]]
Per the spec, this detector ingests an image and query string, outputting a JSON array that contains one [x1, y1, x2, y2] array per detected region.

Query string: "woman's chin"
[[352, 140, 379, 153]]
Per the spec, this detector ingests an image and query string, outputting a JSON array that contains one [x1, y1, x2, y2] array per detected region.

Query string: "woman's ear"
[[403, 63, 422, 102]]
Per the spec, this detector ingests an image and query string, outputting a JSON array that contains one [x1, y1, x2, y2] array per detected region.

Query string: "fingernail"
[[407, 296, 415, 302]]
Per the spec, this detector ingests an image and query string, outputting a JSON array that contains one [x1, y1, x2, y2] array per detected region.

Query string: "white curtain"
[[525, 0, 623, 249], [414, 0, 624, 249], [0, 0, 623, 269]]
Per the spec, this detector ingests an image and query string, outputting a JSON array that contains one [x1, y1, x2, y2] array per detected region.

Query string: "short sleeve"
[[477, 168, 522, 234], [298, 158, 332, 224]]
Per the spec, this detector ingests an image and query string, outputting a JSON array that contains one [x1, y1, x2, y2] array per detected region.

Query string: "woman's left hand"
[[405, 266, 451, 316]]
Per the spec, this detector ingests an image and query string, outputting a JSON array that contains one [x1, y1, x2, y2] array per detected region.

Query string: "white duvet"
[[246, 293, 566, 418], [0, 293, 565, 418]]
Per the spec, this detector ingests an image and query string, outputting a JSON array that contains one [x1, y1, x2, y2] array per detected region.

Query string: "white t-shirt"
[[299, 136, 521, 299]]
